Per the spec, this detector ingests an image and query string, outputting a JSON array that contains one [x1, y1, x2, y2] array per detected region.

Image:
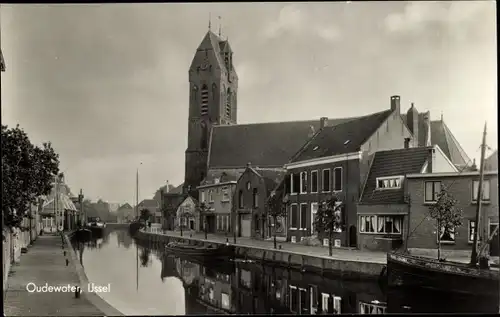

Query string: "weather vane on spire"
[[208, 12, 212, 30], [218, 16, 222, 37]]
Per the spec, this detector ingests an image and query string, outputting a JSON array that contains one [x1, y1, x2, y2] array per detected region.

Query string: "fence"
[[3, 226, 13, 298]]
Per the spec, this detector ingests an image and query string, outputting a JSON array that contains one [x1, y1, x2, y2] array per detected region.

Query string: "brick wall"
[[406, 173, 498, 251]]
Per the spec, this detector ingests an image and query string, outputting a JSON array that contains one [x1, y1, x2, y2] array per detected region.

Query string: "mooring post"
[[74, 286, 81, 298]]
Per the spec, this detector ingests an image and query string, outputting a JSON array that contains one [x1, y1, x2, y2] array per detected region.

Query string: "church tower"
[[184, 29, 238, 195]]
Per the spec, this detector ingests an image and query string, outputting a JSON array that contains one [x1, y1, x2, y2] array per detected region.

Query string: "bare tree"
[[429, 188, 463, 260], [266, 192, 290, 249], [198, 202, 210, 239], [313, 195, 343, 256]]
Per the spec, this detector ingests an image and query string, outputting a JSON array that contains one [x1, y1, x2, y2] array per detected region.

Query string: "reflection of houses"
[[234, 164, 285, 239], [198, 171, 239, 235], [40, 174, 78, 233], [357, 146, 457, 251], [117, 203, 135, 223]]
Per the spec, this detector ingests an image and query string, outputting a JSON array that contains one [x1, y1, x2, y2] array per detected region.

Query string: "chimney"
[[390, 95, 400, 113], [247, 162, 251, 168], [320, 117, 328, 129], [470, 159, 478, 171], [404, 138, 410, 149], [165, 180, 169, 193], [406, 103, 419, 146], [427, 147, 435, 173], [423, 111, 431, 146]]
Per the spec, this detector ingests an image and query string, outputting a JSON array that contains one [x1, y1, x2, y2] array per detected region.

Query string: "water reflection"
[[72, 229, 498, 315]]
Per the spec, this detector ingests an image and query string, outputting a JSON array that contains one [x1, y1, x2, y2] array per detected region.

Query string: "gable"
[[208, 117, 358, 169], [432, 145, 459, 173]]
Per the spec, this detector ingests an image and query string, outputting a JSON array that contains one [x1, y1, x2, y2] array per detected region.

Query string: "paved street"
[[147, 229, 388, 264], [3, 235, 106, 316]]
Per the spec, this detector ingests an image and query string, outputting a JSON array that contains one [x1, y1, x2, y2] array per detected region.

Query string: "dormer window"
[[376, 176, 403, 189]]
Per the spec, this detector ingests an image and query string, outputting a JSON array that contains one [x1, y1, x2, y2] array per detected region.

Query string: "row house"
[[283, 96, 414, 247], [358, 144, 499, 257], [197, 171, 239, 235], [357, 145, 458, 251], [234, 164, 285, 239]]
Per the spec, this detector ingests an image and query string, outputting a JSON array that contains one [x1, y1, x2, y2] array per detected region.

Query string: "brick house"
[[175, 195, 199, 231], [357, 145, 458, 252], [234, 164, 285, 239], [406, 170, 499, 257], [161, 193, 188, 230], [284, 96, 414, 246], [197, 171, 239, 234]]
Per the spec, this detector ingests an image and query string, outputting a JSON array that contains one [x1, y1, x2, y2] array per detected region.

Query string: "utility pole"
[[470, 122, 487, 267]]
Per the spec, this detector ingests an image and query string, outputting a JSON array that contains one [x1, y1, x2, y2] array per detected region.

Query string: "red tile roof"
[[290, 110, 392, 163], [360, 147, 431, 204]]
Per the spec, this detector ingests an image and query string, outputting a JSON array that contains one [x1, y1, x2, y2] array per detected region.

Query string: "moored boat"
[[165, 242, 234, 259], [85, 217, 106, 236], [387, 252, 499, 297]]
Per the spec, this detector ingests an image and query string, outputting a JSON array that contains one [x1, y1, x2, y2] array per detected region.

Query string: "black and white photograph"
[[1, 1, 498, 315]]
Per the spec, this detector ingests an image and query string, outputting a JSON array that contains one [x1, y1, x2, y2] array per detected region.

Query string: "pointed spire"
[[218, 16, 222, 37], [208, 12, 211, 31]]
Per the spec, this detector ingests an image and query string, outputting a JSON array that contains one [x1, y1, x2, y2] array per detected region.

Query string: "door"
[[311, 203, 318, 235], [349, 225, 357, 248], [240, 215, 251, 238], [489, 223, 499, 256]]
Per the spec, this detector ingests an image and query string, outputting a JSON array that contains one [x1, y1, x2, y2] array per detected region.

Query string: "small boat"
[[85, 217, 106, 236], [387, 252, 499, 297], [73, 228, 92, 243], [165, 242, 234, 258]]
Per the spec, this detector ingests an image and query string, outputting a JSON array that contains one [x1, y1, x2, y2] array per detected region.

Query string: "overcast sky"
[[1, 2, 497, 204]]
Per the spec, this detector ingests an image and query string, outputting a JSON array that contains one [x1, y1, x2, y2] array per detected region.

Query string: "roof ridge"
[[441, 121, 471, 164]]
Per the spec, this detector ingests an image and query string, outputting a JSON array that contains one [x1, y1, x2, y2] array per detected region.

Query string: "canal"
[[72, 228, 499, 315]]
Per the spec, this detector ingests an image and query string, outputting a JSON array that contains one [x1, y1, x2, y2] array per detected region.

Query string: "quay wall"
[[135, 230, 384, 280]]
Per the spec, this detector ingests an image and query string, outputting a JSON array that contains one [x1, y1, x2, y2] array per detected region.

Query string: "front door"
[[311, 203, 318, 235], [349, 225, 357, 248], [489, 223, 499, 256]]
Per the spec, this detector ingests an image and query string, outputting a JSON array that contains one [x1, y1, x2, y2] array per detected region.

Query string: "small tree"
[[429, 188, 463, 260], [198, 202, 209, 239], [313, 195, 343, 256], [266, 191, 290, 249], [160, 205, 174, 231], [139, 208, 152, 223]]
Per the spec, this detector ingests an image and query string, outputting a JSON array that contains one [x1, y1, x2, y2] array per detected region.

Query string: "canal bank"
[[134, 230, 386, 279], [3, 234, 123, 316]]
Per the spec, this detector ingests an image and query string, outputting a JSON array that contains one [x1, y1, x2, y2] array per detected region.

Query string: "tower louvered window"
[[226, 88, 231, 118], [201, 84, 209, 115]]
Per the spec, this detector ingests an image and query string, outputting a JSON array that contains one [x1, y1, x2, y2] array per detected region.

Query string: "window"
[[222, 187, 230, 202], [376, 176, 402, 189], [425, 181, 441, 202], [311, 203, 318, 233], [300, 171, 307, 193], [227, 215, 231, 231], [360, 302, 387, 314], [289, 286, 299, 313], [300, 203, 308, 230], [201, 84, 209, 115], [290, 204, 298, 229], [299, 288, 307, 313], [322, 169, 331, 192], [291, 173, 300, 194], [238, 190, 243, 208], [226, 88, 232, 118], [468, 220, 476, 243], [246, 181, 251, 190], [253, 188, 258, 208], [221, 293, 230, 310], [472, 180, 490, 202], [333, 167, 342, 191], [208, 189, 214, 202], [311, 170, 318, 193], [359, 215, 403, 234], [438, 226, 455, 243], [217, 215, 221, 230], [200, 190, 206, 203]]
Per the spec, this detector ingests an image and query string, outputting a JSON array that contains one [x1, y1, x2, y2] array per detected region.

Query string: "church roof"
[[485, 150, 498, 171], [208, 117, 359, 169], [401, 113, 470, 166], [290, 110, 393, 163], [190, 30, 228, 73]]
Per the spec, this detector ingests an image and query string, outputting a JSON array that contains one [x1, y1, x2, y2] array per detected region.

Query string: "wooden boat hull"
[[165, 244, 234, 259], [387, 252, 499, 297]]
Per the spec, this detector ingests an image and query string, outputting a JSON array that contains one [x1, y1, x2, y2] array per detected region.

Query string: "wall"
[[431, 147, 458, 172], [199, 183, 236, 234], [3, 226, 13, 296], [286, 158, 361, 246], [406, 173, 498, 251], [356, 204, 409, 251]]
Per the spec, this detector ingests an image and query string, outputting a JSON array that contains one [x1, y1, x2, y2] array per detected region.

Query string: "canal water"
[[72, 228, 499, 315]]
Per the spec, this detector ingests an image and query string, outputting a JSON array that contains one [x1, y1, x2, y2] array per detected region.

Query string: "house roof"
[[240, 166, 286, 196], [42, 194, 78, 211], [138, 199, 159, 209], [360, 147, 432, 204], [290, 110, 393, 163], [201, 170, 242, 187], [118, 203, 133, 211], [485, 150, 498, 171], [401, 113, 470, 166], [163, 193, 188, 211], [208, 117, 359, 169]]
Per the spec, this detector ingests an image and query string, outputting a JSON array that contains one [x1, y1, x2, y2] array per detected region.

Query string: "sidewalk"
[[148, 230, 387, 264], [3, 234, 115, 316]]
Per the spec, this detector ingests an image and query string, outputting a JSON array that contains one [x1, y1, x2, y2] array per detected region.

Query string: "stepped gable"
[[360, 147, 431, 205]]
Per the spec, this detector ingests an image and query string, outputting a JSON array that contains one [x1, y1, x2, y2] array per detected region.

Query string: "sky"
[[1, 2, 497, 204]]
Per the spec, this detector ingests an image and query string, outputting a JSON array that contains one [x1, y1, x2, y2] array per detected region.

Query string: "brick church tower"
[[183, 28, 238, 196]]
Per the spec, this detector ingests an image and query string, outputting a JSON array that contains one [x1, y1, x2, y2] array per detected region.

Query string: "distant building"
[[117, 203, 135, 223], [138, 199, 160, 223]]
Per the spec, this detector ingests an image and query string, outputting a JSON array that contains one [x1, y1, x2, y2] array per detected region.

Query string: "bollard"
[[74, 286, 81, 298], [63, 251, 66, 256], [66, 259, 69, 266]]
